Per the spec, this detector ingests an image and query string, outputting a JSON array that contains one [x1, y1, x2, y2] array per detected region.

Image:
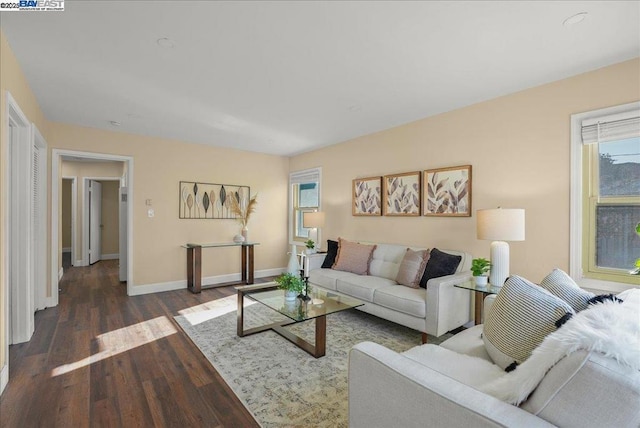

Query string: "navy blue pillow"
[[419, 248, 462, 288], [321, 239, 339, 268]]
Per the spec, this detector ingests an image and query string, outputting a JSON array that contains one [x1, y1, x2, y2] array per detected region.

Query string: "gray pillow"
[[539, 269, 595, 312], [483, 275, 575, 370]]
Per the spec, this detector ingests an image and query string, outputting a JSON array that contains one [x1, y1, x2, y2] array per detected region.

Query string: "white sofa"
[[307, 243, 473, 340], [348, 290, 640, 428]]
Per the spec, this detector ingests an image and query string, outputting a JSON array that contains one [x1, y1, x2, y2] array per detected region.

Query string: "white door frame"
[[83, 177, 118, 266], [4, 92, 34, 348], [32, 125, 48, 311], [61, 176, 77, 269], [51, 150, 135, 298], [3, 92, 35, 398]]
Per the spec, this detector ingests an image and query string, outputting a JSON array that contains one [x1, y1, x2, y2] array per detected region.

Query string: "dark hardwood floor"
[[0, 259, 265, 427]]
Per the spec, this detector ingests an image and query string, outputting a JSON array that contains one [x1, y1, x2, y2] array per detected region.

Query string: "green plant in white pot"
[[304, 239, 316, 255], [471, 258, 491, 286], [275, 272, 305, 301]]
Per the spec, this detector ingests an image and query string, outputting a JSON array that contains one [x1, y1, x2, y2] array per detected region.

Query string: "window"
[[289, 168, 321, 243], [572, 104, 640, 288]]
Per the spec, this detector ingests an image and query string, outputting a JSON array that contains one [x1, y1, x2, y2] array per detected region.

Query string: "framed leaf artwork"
[[383, 171, 421, 216], [423, 165, 472, 217], [352, 177, 382, 216], [179, 181, 250, 219]]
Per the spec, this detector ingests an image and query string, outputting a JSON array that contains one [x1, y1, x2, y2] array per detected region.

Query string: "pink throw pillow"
[[396, 249, 430, 288], [332, 238, 376, 275]]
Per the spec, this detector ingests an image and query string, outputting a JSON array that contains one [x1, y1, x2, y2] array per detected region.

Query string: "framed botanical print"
[[423, 165, 472, 217], [353, 176, 382, 216], [383, 171, 421, 216]]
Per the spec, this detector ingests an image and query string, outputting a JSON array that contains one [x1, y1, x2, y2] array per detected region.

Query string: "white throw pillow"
[[539, 269, 595, 312], [483, 275, 575, 370]]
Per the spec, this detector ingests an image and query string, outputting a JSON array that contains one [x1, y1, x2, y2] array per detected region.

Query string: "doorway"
[[4, 94, 47, 346], [51, 150, 134, 298], [61, 177, 77, 271], [83, 178, 121, 266], [2, 93, 48, 394]]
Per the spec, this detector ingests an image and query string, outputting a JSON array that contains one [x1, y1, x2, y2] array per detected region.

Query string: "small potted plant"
[[275, 272, 305, 301], [631, 223, 640, 275], [304, 239, 316, 255], [471, 258, 491, 286]]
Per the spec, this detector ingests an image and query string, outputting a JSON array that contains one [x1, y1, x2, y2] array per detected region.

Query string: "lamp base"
[[489, 241, 510, 286]]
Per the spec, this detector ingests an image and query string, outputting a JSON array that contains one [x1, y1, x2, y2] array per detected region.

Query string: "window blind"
[[581, 110, 640, 144], [290, 167, 321, 185]]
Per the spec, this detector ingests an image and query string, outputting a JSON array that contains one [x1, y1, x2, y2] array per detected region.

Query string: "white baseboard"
[[62, 247, 71, 253], [45, 295, 58, 308], [101, 253, 119, 260], [74, 260, 86, 267], [0, 363, 8, 396], [58, 267, 64, 281], [128, 267, 286, 296]]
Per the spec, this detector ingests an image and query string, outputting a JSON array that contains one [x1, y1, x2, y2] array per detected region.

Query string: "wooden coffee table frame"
[[236, 284, 326, 358]]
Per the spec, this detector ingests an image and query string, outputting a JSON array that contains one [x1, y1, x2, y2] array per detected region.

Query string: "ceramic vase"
[[284, 290, 298, 301], [287, 244, 300, 275], [241, 226, 248, 242]]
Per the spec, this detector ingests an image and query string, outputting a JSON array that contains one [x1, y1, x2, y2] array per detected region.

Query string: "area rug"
[[174, 295, 451, 427]]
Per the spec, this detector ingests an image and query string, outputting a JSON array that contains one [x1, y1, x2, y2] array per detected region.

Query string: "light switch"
[[148, 208, 155, 218]]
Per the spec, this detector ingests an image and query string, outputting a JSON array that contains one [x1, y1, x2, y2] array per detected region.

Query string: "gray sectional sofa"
[[348, 282, 640, 427], [307, 243, 473, 340]]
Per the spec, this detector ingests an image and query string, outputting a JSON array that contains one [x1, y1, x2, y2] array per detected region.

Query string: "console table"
[[183, 242, 259, 293]]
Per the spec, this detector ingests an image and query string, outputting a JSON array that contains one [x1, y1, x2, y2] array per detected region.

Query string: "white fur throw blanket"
[[481, 289, 640, 405]]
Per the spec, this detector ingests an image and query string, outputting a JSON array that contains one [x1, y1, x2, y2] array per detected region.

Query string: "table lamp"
[[303, 211, 325, 250], [477, 208, 525, 286]]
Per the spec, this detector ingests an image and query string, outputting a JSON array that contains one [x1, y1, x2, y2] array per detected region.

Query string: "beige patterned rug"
[[174, 295, 451, 427]]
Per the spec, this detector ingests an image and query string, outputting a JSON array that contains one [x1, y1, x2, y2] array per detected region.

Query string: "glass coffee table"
[[236, 282, 363, 358]]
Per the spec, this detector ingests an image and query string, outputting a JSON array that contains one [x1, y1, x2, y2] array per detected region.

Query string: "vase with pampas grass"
[[228, 192, 258, 242]]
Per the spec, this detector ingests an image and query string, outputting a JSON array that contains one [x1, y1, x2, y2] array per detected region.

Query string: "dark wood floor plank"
[[0, 259, 261, 428]]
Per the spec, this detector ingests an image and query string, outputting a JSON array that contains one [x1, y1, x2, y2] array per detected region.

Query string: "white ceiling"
[[2, 1, 639, 156]]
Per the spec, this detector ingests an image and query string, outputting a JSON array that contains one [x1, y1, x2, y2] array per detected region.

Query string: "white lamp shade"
[[303, 211, 325, 229], [477, 208, 525, 241]]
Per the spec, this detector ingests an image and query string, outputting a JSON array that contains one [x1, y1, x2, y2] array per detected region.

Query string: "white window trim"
[[289, 167, 322, 245], [570, 101, 640, 294]]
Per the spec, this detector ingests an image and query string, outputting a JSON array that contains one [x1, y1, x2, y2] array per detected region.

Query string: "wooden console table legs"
[[186, 244, 255, 294], [187, 245, 202, 293], [241, 244, 254, 284]]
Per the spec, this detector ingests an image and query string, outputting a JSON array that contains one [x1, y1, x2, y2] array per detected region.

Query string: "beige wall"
[[0, 30, 50, 377], [48, 122, 290, 286], [290, 58, 640, 285], [61, 179, 72, 249], [101, 181, 120, 256], [60, 161, 123, 262]]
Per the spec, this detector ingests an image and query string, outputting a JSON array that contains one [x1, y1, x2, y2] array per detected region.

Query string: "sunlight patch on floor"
[[51, 316, 177, 377], [178, 294, 255, 326]]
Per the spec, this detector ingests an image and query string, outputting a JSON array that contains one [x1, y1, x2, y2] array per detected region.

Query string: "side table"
[[453, 281, 502, 325]]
